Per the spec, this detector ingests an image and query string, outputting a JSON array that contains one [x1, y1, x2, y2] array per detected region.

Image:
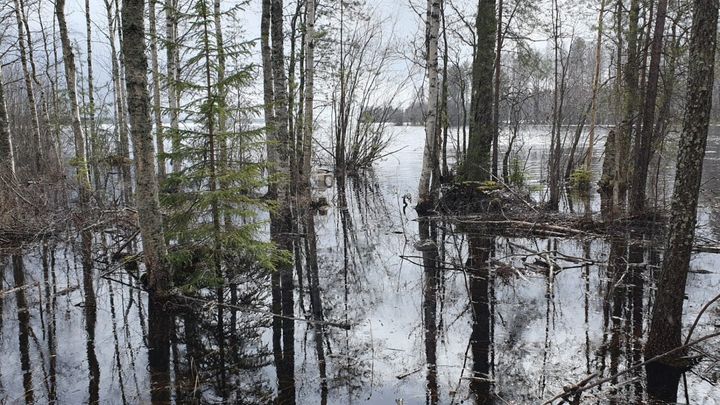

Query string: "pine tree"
[[162, 0, 283, 291]]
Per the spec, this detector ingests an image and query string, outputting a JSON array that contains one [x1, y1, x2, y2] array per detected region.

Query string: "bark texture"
[[465, 0, 496, 182], [0, 64, 15, 178], [585, 0, 606, 170], [56, 0, 92, 197], [121, 0, 170, 294], [418, 0, 442, 205], [14, 0, 43, 171], [149, 0, 165, 179], [645, 0, 718, 402], [629, 0, 669, 214]]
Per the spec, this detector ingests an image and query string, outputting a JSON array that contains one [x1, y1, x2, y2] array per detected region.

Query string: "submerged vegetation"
[[1, 0, 720, 404]]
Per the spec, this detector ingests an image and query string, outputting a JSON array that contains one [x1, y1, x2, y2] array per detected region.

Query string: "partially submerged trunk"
[[121, 0, 170, 294], [645, 0, 718, 402]]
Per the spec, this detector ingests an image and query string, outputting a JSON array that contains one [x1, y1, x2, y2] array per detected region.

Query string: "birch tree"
[[56, 0, 92, 198], [149, 0, 165, 179], [85, 0, 101, 190], [418, 0, 442, 209], [13, 0, 43, 172], [0, 64, 14, 178]]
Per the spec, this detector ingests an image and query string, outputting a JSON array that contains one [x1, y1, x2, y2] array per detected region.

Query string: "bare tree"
[[0, 64, 15, 178], [629, 0, 669, 214], [104, 0, 133, 203], [85, 0, 101, 190], [56, 0, 92, 197], [585, 0, 607, 171], [13, 0, 43, 172]]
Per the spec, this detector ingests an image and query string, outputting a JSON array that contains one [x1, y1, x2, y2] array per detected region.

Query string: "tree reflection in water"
[[1, 166, 720, 403]]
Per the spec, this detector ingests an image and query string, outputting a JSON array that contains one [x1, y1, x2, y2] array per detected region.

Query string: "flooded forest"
[[2, 0, 720, 403]]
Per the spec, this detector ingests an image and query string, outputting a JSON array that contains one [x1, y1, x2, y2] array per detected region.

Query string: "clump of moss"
[[477, 180, 503, 192], [570, 168, 592, 192]]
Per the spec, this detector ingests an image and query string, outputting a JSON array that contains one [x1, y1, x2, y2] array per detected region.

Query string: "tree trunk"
[[303, 0, 315, 185], [149, 0, 165, 180], [645, 1, 718, 402], [56, 0, 92, 199], [105, 0, 133, 203], [548, 0, 562, 210], [261, 0, 277, 198], [121, 0, 170, 294], [166, 0, 181, 174], [418, 0, 442, 207], [213, 0, 232, 229], [615, 0, 641, 212], [13, 0, 43, 173], [85, 0, 102, 191], [629, 0, 669, 215], [492, 0, 503, 179], [0, 64, 15, 178], [465, 0, 496, 182], [268, 1, 296, 402], [585, 0, 606, 170]]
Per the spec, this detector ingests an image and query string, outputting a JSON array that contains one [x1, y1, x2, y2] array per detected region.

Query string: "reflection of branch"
[[542, 330, 720, 404]]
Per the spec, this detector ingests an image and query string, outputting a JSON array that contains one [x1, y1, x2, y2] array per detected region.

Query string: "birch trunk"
[[166, 0, 181, 174], [0, 64, 15, 178], [104, 0, 133, 203], [303, 0, 315, 185], [85, 0, 102, 191], [56, 0, 92, 199], [418, 0, 441, 208], [645, 1, 717, 401], [13, 0, 43, 172], [149, 0, 165, 180], [261, 0, 277, 197], [121, 0, 170, 293]]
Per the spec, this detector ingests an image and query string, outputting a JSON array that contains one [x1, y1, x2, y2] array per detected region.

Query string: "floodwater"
[[1, 126, 719, 404]]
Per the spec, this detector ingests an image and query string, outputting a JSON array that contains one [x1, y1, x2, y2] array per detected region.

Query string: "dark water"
[[1, 126, 720, 404]]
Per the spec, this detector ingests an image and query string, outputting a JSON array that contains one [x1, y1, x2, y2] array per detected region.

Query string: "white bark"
[[418, 0, 441, 207]]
